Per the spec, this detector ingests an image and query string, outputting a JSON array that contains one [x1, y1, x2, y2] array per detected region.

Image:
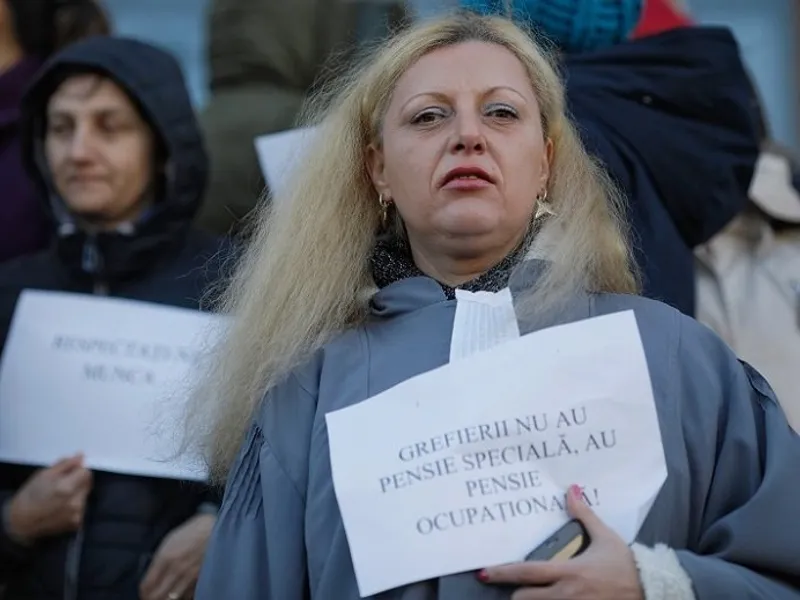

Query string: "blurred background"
[[104, 0, 800, 154]]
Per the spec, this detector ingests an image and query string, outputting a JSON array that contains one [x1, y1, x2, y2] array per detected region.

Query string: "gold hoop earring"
[[378, 193, 391, 229], [534, 189, 555, 220]]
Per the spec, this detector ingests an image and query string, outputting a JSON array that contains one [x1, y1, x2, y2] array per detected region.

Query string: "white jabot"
[[449, 287, 521, 363]]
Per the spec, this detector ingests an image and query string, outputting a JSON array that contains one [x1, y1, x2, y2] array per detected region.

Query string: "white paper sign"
[[326, 310, 666, 597], [0, 290, 225, 481], [254, 127, 316, 197]]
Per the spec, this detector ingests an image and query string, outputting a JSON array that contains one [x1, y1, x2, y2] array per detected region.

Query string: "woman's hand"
[[139, 513, 216, 600], [6, 454, 92, 544], [478, 485, 644, 600]]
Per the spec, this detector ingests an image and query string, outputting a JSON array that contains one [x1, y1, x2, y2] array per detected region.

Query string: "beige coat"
[[695, 150, 800, 430]]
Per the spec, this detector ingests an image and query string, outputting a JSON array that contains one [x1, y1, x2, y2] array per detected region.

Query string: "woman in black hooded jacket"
[[0, 36, 229, 600]]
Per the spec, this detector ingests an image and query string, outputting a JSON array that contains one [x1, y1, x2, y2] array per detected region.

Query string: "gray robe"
[[196, 275, 800, 599]]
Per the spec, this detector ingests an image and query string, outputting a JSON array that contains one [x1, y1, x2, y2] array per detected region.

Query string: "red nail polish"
[[476, 569, 489, 582], [570, 484, 582, 499]]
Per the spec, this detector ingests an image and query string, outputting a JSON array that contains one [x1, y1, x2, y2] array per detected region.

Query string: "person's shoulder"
[[592, 292, 737, 373], [0, 250, 64, 326], [0, 250, 61, 290], [182, 228, 228, 250], [260, 324, 367, 416], [175, 229, 235, 266], [593, 292, 756, 421], [292, 326, 367, 400], [141, 230, 238, 307], [0, 251, 64, 350], [593, 292, 684, 331], [180, 230, 240, 282]]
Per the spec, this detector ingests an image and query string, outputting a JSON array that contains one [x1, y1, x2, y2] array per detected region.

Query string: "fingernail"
[[570, 484, 582, 500], [475, 569, 489, 582]]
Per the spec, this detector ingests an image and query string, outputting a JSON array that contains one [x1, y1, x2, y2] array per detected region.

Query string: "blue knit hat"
[[460, 0, 644, 53]]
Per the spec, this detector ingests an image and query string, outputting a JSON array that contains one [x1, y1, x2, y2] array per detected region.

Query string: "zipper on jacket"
[[81, 235, 109, 296], [63, 237, 108, 600], [63, 526, 84, 600]]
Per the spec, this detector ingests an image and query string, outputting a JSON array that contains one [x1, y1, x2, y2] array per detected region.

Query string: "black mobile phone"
[[525, 519, 590, 562]]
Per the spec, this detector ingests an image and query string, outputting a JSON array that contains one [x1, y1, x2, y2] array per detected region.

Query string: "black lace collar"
[[370, 236, 525, 299]]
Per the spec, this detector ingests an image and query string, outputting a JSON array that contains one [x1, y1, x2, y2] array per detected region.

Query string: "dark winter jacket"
[[566, 26, 761, 315], [0, 37, 227, 600]]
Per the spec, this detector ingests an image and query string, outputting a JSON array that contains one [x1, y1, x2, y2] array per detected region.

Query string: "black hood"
[[565, 26, 760, 248], [19, 36, 208, 284]]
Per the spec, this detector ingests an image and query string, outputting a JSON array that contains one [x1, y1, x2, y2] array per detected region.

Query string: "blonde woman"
[[192, 12, 800, 600]]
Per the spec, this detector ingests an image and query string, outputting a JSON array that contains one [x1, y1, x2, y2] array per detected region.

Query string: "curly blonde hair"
[[189, 11, 639, 482]]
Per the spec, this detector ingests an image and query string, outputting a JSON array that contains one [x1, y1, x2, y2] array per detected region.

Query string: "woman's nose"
[[450, 112, 486, 154], [67, 128, 94, 161]]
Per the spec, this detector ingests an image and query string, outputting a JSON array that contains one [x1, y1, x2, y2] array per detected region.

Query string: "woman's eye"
[[411, 109, 447, 125], [486, 105, 518, 119], [100, 119, 130, 134], [48, 123, 70, 135]]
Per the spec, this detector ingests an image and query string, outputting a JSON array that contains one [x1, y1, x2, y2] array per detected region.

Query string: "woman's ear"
[[366, 143, 391, 198]]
